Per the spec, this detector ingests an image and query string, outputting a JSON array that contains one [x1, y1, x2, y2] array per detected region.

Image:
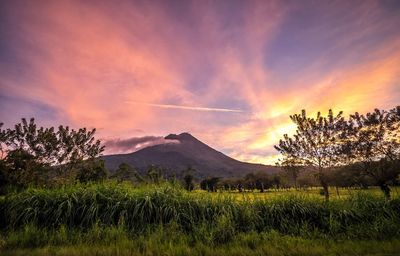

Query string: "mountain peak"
[[103, 132, 281, 177], [165, 132, 196, 141]]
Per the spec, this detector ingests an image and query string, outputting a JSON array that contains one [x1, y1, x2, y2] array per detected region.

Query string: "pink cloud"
[[1, 0, 399, 164]]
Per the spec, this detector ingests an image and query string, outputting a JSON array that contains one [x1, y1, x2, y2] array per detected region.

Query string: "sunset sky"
[[1, 0, 400, 164]]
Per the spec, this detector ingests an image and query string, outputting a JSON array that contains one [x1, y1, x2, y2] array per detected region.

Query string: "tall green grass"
[[1, 182, 400, 241]]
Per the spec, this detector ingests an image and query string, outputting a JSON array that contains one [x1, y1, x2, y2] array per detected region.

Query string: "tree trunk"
[[322, 183, 329, 202], [319, 168, 329, 202]]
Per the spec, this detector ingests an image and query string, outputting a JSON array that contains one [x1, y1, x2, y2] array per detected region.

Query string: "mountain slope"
[[102, 133, 280, 178]]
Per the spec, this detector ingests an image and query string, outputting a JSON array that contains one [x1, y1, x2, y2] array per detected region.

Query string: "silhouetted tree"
[[275, 109, 347, 201], [0, 118, 105, 187], [347, 107, 400, 198]]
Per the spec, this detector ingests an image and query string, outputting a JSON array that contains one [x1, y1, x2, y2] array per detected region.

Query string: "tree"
[[277, 157, 303, 188], [242, 172, 274, 192], [243, 173, 257, 191], [75, 159, 108, 183], [0, 118, 105, 187], [275, 109, 347, 201], [146, 165, 164, 184], [347, 107, 400, 198], [1, 149, 49, 188], [331, 163, 373, 189], [0, 123, 11, 192], [0, 123, 10, 159], [182, 166, 196, 191], [200, 177, 220, 192], [112, 163, 132, 182], [272, 174, 282, 189], [112, 163, 144, 183]]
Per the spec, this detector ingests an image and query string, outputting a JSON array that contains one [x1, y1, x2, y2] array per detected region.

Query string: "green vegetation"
[[1, 182, 400, 255], [3, 226, 400, 256]]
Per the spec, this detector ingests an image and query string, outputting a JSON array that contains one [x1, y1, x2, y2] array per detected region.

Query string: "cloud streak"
[[125, 101, 244, 113]]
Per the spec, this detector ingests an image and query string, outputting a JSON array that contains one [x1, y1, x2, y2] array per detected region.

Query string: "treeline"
[[195, 167, 389, 194], [275, 106, 400, 200], [109, 162, 384, 195]]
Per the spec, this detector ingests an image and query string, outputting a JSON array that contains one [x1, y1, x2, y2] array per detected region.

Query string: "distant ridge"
[[102, 133, 280, 178]]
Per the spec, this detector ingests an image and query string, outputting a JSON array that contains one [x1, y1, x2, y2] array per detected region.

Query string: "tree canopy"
[[0, 118, 106, 191]]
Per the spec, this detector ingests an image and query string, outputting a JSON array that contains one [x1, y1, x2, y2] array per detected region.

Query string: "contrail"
[[125, 101, 244, 113]]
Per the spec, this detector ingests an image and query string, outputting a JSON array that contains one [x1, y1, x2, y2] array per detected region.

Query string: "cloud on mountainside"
[[103, 136, 179, 154]]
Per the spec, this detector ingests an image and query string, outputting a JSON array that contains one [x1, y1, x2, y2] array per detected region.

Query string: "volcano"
[[102, 133, 280, 178]]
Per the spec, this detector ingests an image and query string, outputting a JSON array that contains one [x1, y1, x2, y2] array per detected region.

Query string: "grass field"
[[199, 186, 400, 201], [1, 182, 400, 255]]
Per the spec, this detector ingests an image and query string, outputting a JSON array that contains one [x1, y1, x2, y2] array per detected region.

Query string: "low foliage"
[[1, 182, 399, 240]]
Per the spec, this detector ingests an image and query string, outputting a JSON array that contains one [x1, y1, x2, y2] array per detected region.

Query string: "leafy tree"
[[0, 163, 7, 194], [0, 123, 10, 159], [272, 174, 282, 189], [0, 118, 105, 188], [275, 109, 347, 201], [183, 174, 194, 191], [242, 172, 274, 192], [75, 159, 108, 183], [4, 118, 104, 167], [220, 177, 241, 191], [112, 163, 132, 182], [182, 166, 196, 191], [0, 123, 10, 192], [347, 107, 400, 198], [112, 163, 144, 183], [2, 149, 49, 188], [146, 165, 164, 184], [243, 173, 257, 191], [200, 177, 220, 192], [331, 163, 373, 188]]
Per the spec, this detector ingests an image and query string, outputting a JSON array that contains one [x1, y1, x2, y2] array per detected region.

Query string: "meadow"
[[1, 182, 400, 255], [202, 186, 400, 201]]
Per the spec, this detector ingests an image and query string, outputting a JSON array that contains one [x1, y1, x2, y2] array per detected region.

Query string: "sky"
[[1, 0, 400, 164]]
